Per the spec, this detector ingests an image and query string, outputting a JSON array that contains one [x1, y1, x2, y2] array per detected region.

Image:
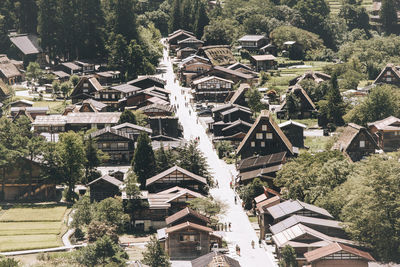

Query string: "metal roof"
[[304, 243, 375, 262], [66, 112, 121, 124], [146, 165, 207, 186], [267, 199, 333, 220], [270, 215, 342, 235], [238, 35, 267, 42], [9, 34, 42, 55], [112, 122, 152, 134]]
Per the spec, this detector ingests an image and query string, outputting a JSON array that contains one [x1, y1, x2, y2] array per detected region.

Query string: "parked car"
[[265, 233, 273, 244], [211, 243, 229, 254]]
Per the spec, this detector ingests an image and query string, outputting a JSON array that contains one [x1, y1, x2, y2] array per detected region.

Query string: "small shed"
[[278, 120, 306, 148], [87, 174, 123, 202], [250, 55, 277, 72]]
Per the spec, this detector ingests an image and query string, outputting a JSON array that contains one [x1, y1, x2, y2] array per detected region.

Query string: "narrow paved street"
[[158, 41, 278, 267]]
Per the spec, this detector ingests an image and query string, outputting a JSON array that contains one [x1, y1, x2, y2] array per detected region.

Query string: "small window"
[[387, 77, 392, 82], [360, 141, 365, 148], [387, 71, 391, 75], [262, 124, 268, 131], [261, 142, 265, 147], [216, 83, 220, 89], [251, 141, 255, 147], [256, 133, 263, 139], [83, 83, 88, 88], [266, 133, 273, 139]]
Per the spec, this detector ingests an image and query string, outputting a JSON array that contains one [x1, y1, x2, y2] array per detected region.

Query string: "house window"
[[103, 94, 108, 99], [266, 133, 273, 139], [179, 234, 199, 242], [261, 142, 265, 147], [118, 142, 127, 149], [83, 83, 88, 88], [251, 141, 255, 147], [216, 83, 220, 89], [83, 89, 88, 93], [227, 83, 231, 88], [387, 77, 392, 82], [360, 141, 365, 148], [387, 71, 391, 75], [256, 133, 263, 139], [262, 124, 268, 131]]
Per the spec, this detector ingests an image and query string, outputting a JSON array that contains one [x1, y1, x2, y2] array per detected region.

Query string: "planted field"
[[327, 0, 373, 15], [0, 205, 67, 252]]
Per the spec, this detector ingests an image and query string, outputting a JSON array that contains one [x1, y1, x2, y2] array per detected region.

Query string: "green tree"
[[142, 235, 171, 267], [83, 135, 103, 184], [87, 221, 118, 243], [69, 75, 79, 87], [177, 141, 210, 185], [0, 257, 19, 267], [238, 178, 267, 210], [72, 196, 92, 228], [188, 197, 227, 220], [60, 81, 71, 99], [118, 110, 137, 124], [132, 133, 156, 188], [52, 80, 60, 96], [339, 2, 370, 31], [155, 145, 176, 173], [202, 18, 239, 45], [24, 135, 46, 199], [26, 62, 43, 87], [245, 86, 264, 114], [17, 0, 38, 34], [124, 171, 141, 199], [132, 110, 149, 127], [58, 131, 85, 202], [380, 0, 398, 35], [326, 74, 345, 126], [169, 0, 181, 32], [37, 0, 59, 58], [194, 1, 209, 39], [92, 197, 130, 233], [279, 245, 297, 267]]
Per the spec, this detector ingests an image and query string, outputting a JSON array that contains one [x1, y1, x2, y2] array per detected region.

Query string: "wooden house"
[[8, 33, 45, 66], [95, 71, 120, 85], [0, 55, 23, 85], [192, 76, 234, 102], [0, 157, 56, 201], [167, 30, 196, 51], [139, 103, 174, 117], [373, 63, 400, 87], [32, 115, 67, 134], [238, 35, 268, 51], [51, 71, 70, 82], [145, 165, 208, 194], [149, 116, 182, 139], [178, 55, 212, 86], [166, 207, 210, 227], [278, 120, 306, 148], [54, 62, 80, 75], [260, 44, 277, 56], [10, 106, 49, 122], [368, 116, 400, 152], [65, 112, 121, 131], [9, 99, 34, 108], [236, 110, 294, 159], [177, 47, 197, 60], [131, 186, 204, 231], [77, 99, 108, 112], [127, 76, 166, 89], [177, 37, 204, 51], [112, 123, 153, 140], [196, 45, 236, 66], [74, 60, 95, 74], [87, 174, 123, 202], [226, 83, 250, 107], [257, 195, 282, 239], [90, 126, 135, 164], [197, 66, 256, 84], [304, 243, 375, 267], [332, 123, 379, 162], [279, 84, 317, 119], [227, 63, 258, 77], [250, 55, 277, 72], [237, 151, 287, 184], [70, 76, 103, 104], [289, 71, 331, 86], [213, 120, 252, 144]]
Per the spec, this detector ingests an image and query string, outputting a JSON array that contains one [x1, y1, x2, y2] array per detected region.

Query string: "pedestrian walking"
[[224, 223, 227, 231], [259, 238, 262, 248], [234, 195, 237, 205], [228, 222, 231, 231], [251, 240, 255, 249], [215, 180, 219, 188], [236, 244, 240, 256]]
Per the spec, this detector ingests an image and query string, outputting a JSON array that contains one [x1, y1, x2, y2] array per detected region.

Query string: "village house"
[[177, 37, 204, 51], [192, 76, 234, 102], [191, 252, 240, 267], [177, 47, 197, 60], [51, 70, 70, 83], [196, 45, 237, 66], [54, 62, 81, 75], [95, 71, 121, 85], [237, 151, 287, 185], [225, 83, 250, 107], [250, 55, 277, 72], [374, 63, 400, 86], [139, 103, 174, 117], [74, 60, 95, 74], [368, 116, 400, 152], [145, 165, 208, 194], [289, 71, 331, 86], [0, 157, 56, 201], [304, 243, 375, 267], [149, 116, 183, 140], [196, 66, 256, 84], [70, 76, 103, 103], [9, 99, 34, 108], [227, 62, 258, 77], [8, 33, 45, 66], [238, 35, 268, 51], [0, 55, 23, 85], [90, 127, 135, 164], [178, 55, 212, 86], [112, 123, 153, 140], [332, 123, 379, 162], [257, 196, 282, 239], [278, 84, 317, 119], [236, 110, 294, 159], [212, 120, 252, 144], [76, 99, 109, 112], [260, 43, 277, 56], [0, 80, 11, 101], [167, 29, 196, 51], [10, 106, 49, 122], [127, 76, 166, 90], [87, 174, 123, 202], [278, 120, 306, 148], [131, 186, 205, 231]]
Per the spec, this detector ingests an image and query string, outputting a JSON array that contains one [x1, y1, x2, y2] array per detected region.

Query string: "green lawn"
[[327, 0, 373, 14], [304, 136, 334, 153], [0, 205, 67, 252], [33, 101, 68, 114]]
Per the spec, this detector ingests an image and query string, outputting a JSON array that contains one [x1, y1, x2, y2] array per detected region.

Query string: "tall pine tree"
[[380, 0, 398, 35], [132, 133, 156, 189], [169, 0, 182, 32], [326, 74, 345, 126], [194, 1, 209, 39]]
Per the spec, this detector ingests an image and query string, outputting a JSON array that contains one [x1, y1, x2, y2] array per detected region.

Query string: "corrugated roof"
[[139, 103, 174, 113], [9, 34, 42, 55], [270, 215, 342, 235], [267, 199, 333, 220], [367, 116, 400, 131], [251, 55, 276, 61], [166, 221, 212, 234], [239, 164, 283, 181], [146, 165, 207, 186], [221, 119, 252, 132], [192, 75, 234, 85], [32, 115, 67, 126], [213, 66, 253, 80], [112, 122, 152, 134], [257, 195, 281, 213], [66, 112, 121, 124], [304, 243, 375, 262], [90, 126, 133, 140], [238, 35, 267, 42], [165, 207, 210, 225], [238, 151, 287, 171], [111, 83, 141, 93]]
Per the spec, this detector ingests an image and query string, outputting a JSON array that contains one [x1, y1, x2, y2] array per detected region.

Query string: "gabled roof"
[[66, 112, 121, 124], [9, 33, 42, 55], [127, 76, 166, 88], [290, 71, 331, 86], [166, 221, 212, 234], [236, 110, 294, 155], [278, 120, 307, 129], [213, 66, 253, 80], [61, 62, 80, 70], [0, 55, 22, 78], [165, 188, 204, 202], [367, 116, 400, 131], [191, 252, 241, 267], [229, 83, 250, 104], [79, 98, 108, 111], [257, 195, 281, 213], [139, 103, 174, 114], [168, 29, 195, 37], [52, 71, 70, 79], [227, 62, 252, 71], [112, 122, 153, 134], [146, 165, 207, 186], [221, 106, 252, 116], [167, 30, 196, 43], [270, 215, 342, 235], [287, 84, 316, 110], [332, 123, 379, 152], [177, 37, 204, 44], [146, 96, 169, 106], [239, 164, 283, 181], [304, 243, 375, 262], [9, 99, 34, 106], [90, 126, 133, 140], [192, 75, 234, 85], [111, 83, 141, 93], [272, 224, 355, 248], [197, 46, 236, 66], [165, 207, 210, 225], [87, 174, 123, 187], [251, 55, 276, 61], [267, 199, 333, 220], [238, 151, 287, 171], [238, 35, 267, 42], [374, 63, 400, 84], [221, 120, 252, 132]]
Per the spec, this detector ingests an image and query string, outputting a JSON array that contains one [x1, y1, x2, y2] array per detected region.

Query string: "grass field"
[[0, 205, 67, 252], [327, 0, 374, 15], [304, 136, 334, 153]]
